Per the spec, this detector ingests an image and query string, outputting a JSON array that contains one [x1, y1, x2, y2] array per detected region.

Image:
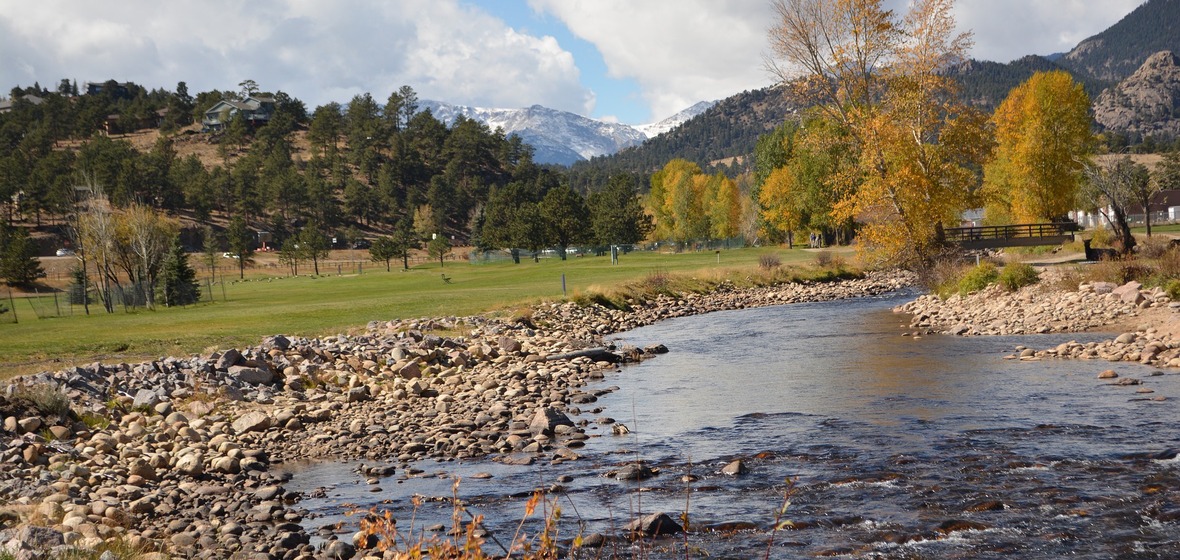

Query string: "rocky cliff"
[[1094, 51, 1180, 141]]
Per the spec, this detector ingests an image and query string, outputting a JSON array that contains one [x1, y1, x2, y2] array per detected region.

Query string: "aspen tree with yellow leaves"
[[647, 159, 745, 247], [983, 70, 1093, 224], [767, 0, 994, 268]]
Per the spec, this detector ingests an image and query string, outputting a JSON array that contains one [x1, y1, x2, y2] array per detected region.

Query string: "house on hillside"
[[85, 81, 133, 99], [0, 94, 44, 114], [202, 95, 276, 131]]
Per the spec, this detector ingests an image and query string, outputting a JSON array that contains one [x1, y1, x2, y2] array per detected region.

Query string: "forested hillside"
[[946, 55, 1110, 113], [0, 81, 654, 261], [566, 87, 796, 192], [1058, 0, 1180, 83]]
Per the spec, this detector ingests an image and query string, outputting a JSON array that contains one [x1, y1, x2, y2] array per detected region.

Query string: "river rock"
[[176, 453, 203, 477], [966, 500, 1006, 512], [577, 532, 607, 548], [1098, 369, 1119, 379], [210, 456, 240, 474], [322, 539, 356, 559], [626, 512, 683, 536], [499, 337, 522, 354], [1092, 282, 1116, 294], [345, 387, 371, 402], [529, 407, 573, 436], [228, 365, 274, 385], [232, 411, 274, 434], [721, 459, 748, 476], [17, 416, 42, 433], [1112, 281, 1144, 304], [396, 361, 422, 379], [131, 389, 162, 410], [267, 334, 291, 351], [215, 348, 242, 370], [644, 344, 669, 354], [613, 463, 656, 481], [935, 519, 989, 534], [15, 525, 64, 548]]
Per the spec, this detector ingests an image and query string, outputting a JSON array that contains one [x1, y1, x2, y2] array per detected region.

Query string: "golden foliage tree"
[[768, 0, 994, 268], [984, 70, 1093, 223], [648, 160, 748, 246], [648, 159, 703, 243], [758, 166, 804, 247], [705, 173, 742, 240]]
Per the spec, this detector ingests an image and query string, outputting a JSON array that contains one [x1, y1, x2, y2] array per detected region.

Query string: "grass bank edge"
[[0, 249, 858, 380]]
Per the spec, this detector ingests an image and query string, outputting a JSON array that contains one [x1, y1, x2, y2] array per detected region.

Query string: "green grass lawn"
[[0, 247, 827, 378], [1132, 223, 1180, 234]]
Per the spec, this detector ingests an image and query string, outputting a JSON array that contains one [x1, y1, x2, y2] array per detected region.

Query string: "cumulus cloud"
[[0, 0, 1146, 123], [528, 0, 774, 121], [0, 0, 594, 113], [953, 0, 1145, 62], [529, 0, 1143, 120]]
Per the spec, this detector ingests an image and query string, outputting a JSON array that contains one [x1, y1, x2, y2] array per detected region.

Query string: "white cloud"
[[529, 0, 1144, 120], [0, 0, 593, 113], [528, 0, 773, 120], [0, 0, 1147, 123], [953, 0, 1146, 62]]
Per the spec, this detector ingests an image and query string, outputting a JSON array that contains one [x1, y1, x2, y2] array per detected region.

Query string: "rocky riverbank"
[[895, 272, 1180, 371], [0, 270, 914, 560]]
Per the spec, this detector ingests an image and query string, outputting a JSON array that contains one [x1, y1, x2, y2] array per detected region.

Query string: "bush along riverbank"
[[0, 270, 914, 560]]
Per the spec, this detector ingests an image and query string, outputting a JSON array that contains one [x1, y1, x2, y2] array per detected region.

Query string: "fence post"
[[7, 288, 16, 324]]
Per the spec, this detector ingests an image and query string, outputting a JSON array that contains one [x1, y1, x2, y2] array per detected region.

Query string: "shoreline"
[[894, 270, 1180, 371], [0, 270, 913, 559]]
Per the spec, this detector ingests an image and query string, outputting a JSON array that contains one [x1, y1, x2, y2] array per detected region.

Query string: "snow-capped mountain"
[[634, 100, 717, 138], [418, 100, 714, 166], [420, 101, 647, 166]]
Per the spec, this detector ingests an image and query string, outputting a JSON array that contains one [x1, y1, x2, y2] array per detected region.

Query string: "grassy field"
[[0, 246, 833, 379]]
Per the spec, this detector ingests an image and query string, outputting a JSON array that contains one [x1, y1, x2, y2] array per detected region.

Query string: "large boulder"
[[395, 361, 422, 379], [229, 365, 274, 385], [1112, 281, 1145, 304], [176, 453, 204, 477], [721, 459, 748, 476], [499, 337, 523, 354], [529, 407, 573, 436], [232, 411, 274, 434], [14, 525, 64, 548], [131, 389, 162, 410], [613, 463, 657, 481], [626, 512, 683, 537], [215, 349, 243, 370]]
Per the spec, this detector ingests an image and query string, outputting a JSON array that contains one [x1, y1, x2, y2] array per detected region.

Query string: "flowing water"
[[283, 291, 1180, 558]]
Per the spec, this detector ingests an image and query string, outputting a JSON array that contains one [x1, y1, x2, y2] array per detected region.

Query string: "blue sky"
[[470, 1, 647, 123], [0, 0, 1147, 126]]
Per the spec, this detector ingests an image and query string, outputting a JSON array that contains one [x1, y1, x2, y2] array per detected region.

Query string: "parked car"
[[352, 239, 372, 249], [55, 248, 74, 257]]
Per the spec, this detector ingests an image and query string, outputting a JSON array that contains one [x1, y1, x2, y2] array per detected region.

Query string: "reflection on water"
[[286, 292, 1180, 558]]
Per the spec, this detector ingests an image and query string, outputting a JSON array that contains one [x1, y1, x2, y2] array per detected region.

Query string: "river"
[[283, 291, 1180, 558]]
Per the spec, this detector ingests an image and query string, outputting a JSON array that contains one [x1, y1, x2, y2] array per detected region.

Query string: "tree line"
[[746, 0, 1180, 270], [0, 80, 656, 299]]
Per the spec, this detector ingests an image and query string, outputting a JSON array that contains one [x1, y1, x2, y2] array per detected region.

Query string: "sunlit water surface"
[[283, 292, 1180, 558]]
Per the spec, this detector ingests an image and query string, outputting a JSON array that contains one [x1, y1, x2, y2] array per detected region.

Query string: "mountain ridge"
[[419, 99, 713, 166]]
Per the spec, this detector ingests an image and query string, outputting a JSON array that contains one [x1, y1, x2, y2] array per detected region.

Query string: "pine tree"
[[0, 225, 45, 287], [67, 265, 90, 305], [159, 240, 200, 307]]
